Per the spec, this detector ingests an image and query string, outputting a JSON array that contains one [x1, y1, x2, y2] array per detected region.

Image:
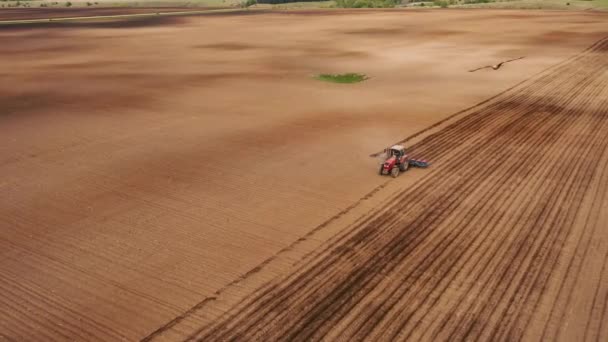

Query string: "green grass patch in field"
[[315, 73, 368, 84]]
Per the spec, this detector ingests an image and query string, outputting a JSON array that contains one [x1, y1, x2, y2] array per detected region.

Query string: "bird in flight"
[[469, 56, 525, 72]]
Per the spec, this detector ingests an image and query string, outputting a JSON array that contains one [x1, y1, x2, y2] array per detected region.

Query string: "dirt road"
[[1, 9, 607, 341]]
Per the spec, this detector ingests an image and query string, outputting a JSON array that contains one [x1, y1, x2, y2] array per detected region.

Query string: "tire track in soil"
[[149, 36, 608, 341], [342, 45, 608, 342], [487, 75, 608, 342], [577, 152, 608, 342], [292, 62, 600, 340], [319, 105, 566, 342], [422, 48, 608, 332], [441, 71, 608, 342], [314, 53, 608, 342], [355, 67, 608, 342]]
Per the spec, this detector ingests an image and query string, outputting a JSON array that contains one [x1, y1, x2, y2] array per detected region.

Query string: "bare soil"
[[1, 9, 607, 341]]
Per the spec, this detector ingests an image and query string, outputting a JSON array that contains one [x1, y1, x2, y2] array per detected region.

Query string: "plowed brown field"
[[1, 9, 607, 342]]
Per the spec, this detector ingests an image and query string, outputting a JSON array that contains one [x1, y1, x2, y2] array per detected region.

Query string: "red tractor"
[[379, 145, 429, 178]]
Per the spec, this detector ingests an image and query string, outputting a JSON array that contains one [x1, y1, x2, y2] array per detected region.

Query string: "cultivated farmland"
[[1, 8, 607, 341]]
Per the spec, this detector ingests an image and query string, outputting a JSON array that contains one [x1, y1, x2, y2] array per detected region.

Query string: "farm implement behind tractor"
[[379, 145, 429, 178]]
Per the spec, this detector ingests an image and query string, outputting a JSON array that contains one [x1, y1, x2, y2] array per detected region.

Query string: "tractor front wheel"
[[391, 167, 400, 178]]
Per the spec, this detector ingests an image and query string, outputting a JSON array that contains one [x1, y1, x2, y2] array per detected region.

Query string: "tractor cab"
[[388, 145, 406, 158]]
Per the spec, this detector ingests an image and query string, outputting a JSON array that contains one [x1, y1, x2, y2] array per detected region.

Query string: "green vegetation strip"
[[315, 73, 368, 84], [335, 0, 399, 8]]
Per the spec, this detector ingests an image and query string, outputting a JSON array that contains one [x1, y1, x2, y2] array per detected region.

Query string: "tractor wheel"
[[400, 162, 409, 172], [391, 167, 400, 178], [379, 164, 384, 175]]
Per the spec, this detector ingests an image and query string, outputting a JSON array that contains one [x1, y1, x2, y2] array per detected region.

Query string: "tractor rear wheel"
[[391, 167, 400, 178], [379, 164, 384, 175], [400, 162, 409, 172]]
